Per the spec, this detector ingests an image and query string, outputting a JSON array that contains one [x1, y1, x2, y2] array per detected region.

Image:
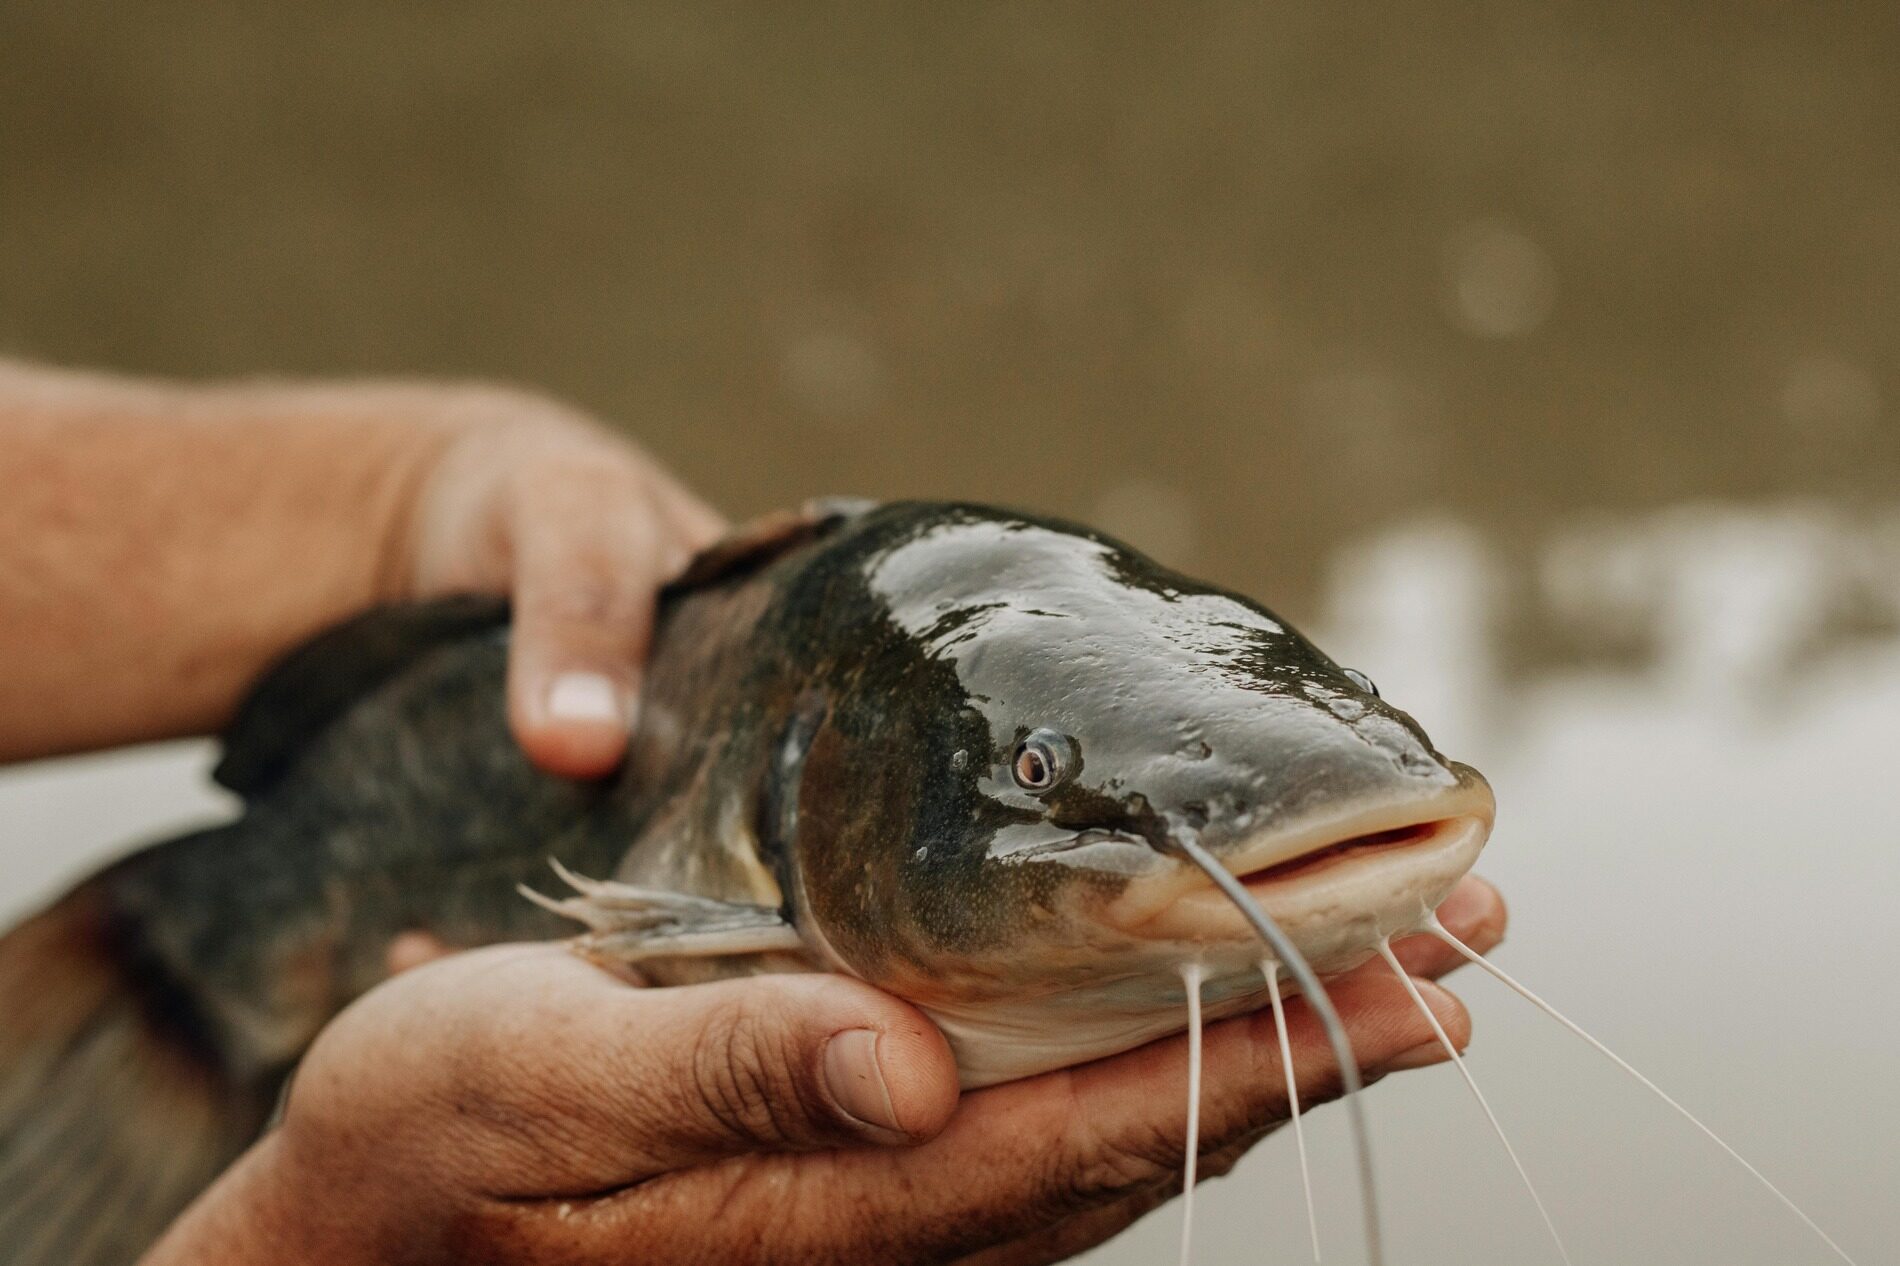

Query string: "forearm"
[[0, 361, 462, 761]]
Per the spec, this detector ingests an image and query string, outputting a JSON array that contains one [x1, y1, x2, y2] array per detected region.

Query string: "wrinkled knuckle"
[[1059, 1117, 1174, 1210], [1293, 1061, 1350, 1111], [688, 1001, 816, 1150], [1198, 1130, 1266, 1181]]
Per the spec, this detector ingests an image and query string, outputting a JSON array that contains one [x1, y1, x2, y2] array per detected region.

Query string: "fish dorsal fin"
[[668, 497, 875, 593], [216, 500, 874, 798], [214, 595, 510, 796]]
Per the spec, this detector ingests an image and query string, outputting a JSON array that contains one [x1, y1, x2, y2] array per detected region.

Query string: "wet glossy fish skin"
[[693, 504, 1470, 1004], [0, 614, 639, 1266], [0, 499, 1479, 1265], [95, 628, 623, 1073], [58, 499, 1467, 1083]]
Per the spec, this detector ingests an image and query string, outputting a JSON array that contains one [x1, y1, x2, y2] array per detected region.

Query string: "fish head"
[[780, 504, 1493, 1080]]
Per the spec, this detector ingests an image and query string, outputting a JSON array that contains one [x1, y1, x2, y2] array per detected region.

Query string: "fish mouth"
[[1242, 819, 1448, 888], [1105, 773, 1495, 964]]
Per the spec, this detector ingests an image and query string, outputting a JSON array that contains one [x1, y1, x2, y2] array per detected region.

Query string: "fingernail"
[[1383, 1039, 1454, 1071], [545, 672, 625, 726], [823, 1028, 902, 1135]]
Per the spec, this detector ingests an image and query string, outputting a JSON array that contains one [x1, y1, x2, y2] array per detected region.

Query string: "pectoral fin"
[[521, 860, 803, 961]]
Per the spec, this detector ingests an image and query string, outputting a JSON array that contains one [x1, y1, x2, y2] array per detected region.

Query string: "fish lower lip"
[[1103, 785, 1496, 951]]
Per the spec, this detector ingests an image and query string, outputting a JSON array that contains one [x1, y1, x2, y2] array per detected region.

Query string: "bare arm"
[[0, 360, 722, 769]]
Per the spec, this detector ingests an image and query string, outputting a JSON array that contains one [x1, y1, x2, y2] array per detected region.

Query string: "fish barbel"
[[5, 499, 1853, 1266], [534, 501, 1493, 1088]]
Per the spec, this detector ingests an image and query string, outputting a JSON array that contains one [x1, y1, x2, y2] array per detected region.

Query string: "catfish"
[[0, 500, 1494, 1265]]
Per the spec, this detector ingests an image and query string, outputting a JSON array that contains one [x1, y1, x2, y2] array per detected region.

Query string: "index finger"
[[504, 471, 682, 778]]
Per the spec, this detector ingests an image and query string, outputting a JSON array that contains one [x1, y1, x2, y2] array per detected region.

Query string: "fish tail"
[[0, 879, 266, 1266]]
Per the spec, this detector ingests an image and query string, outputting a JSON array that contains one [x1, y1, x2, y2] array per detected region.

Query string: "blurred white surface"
[[0, 739, 234, 925], [1078, 507, 1900, 1264], [1, 506, 1894, 1264]]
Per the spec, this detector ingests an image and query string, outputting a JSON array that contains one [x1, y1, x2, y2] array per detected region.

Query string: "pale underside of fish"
[[0, 500, 1864, 1266]]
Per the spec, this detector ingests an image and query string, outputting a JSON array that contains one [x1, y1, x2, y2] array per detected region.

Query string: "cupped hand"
[[147, 876, 1506, 1265], [404, 395, 725, 778]]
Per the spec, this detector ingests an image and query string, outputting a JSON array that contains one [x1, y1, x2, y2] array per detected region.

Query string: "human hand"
[[144, 877, 1505, 1265], [404, 394, 725, 779], [0, 368, 723, 766]]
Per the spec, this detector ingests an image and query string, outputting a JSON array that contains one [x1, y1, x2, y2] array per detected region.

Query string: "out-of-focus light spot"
[[1779, 354, 1880, 437], [1322, 519, 1497, 744], [1535, 505, 1867, 694], [1090, 479, 1196, 569], [1442, 219, 1557, 339], [781, 331, 886, 422]]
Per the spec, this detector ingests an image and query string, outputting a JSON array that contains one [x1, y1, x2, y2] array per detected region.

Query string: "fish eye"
[[1011, 729, 1073, 792], [1343, 667, 1380, 697]]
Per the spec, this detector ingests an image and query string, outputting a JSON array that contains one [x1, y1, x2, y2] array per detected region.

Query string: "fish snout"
[[1100, 768, 1495, 971]]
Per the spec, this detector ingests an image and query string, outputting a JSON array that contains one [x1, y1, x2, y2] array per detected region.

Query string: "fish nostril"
[[1181, 802, 1210, 829]]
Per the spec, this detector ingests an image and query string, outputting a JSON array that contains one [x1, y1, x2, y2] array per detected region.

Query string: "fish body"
[[0, 500, 1491, 1264], [597, 502, 1491, 1084]]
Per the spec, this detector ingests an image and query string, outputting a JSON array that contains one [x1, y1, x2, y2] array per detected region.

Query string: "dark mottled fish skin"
[[0, 502, 874, 1266], [0, 500, 1487, 1265], [610, 504, 1483, 1082]]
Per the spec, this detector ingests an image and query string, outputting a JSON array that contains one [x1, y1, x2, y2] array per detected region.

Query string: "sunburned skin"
[[0, 499, 1866, 1266]]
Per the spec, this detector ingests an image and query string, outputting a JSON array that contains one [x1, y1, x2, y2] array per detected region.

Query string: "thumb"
[[627, 973, 964, 1167], [418, 951, 966, 1192]]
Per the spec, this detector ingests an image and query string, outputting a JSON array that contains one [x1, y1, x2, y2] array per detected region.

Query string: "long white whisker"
[[1263, 959, 1323, 1263], [1376, 938, 1573, 1265], [1178, 961, 1205, 1266], [1427, 916, 1862, 1266], [1172, 835, 1385, 1265]]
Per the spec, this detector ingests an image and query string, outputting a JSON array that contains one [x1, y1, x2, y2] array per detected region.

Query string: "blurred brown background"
[[3, 6, 1896, 1263], [4, 2, 1895, 634]]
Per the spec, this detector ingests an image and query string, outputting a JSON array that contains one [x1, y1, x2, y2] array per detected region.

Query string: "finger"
[[505, 472, 671, 778], [1388, 873, 1507, 980], [949, 1134, 1263, 1266], [610, 972, 961, 1165], [767, 969, 1470, 1262], [410, 948, 961, 1193], [1050, 970, 1469, 1204], [951, 1186, 1179, 1266]]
